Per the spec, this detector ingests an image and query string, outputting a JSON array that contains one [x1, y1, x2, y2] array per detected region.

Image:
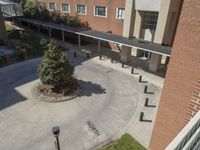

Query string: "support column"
[[121, 45, 132, 63], [121, 0, 136, 62], [148, 0, 171, 72], [62, 30, 65, 42], [48, 27, 52, 38], [149, 53, 162, 72], [123, 0, 135, 37], [78, 34, 81, 49], [132, 11, 144, 57], [98, 40, 101, 54]]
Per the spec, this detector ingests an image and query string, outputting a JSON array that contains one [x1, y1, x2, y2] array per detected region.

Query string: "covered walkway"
[[13, 17, 171, 72]]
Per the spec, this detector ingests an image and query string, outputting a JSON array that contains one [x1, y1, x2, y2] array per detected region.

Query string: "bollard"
[[139, 112, 144, 121], [52, 126, 60, 150], [122, 63, 124, 68], [111, 58, 113, 63], [131, 67, 134, 74], [139, 75, 142, 82], [86, 52, 89, 58], [73, 51, 77, 57], [144, 85, 148, 93], [144, 98, 149, 107], [99, 54, 102, 60]]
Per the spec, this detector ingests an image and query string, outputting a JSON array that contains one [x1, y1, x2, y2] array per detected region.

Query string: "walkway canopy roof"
[[17, 17, 171, 56]]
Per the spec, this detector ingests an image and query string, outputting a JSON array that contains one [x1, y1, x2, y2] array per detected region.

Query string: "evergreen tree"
[[38, 41, 74, 91]]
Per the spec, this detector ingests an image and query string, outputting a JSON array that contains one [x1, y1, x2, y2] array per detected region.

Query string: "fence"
[[0, 1, 23, 18]]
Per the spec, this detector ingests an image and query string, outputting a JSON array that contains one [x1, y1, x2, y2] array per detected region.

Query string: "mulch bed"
[[32, 81, 82, 103]]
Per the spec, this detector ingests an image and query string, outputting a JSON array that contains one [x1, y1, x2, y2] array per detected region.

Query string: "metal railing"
[[0, 1, 23, 18], [165, 111, 200, 150]]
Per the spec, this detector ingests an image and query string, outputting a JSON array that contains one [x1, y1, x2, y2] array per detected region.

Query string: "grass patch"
[[8, 30, 45, 57], [5, 22, 14, 31], [99, 134, 146, 150]]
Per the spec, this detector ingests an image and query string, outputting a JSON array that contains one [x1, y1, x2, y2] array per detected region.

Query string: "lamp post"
[[52, 126, 60, 150]]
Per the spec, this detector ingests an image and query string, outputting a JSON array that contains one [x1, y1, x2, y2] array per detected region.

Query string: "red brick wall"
[[184, 80, 200, 125], [149, 0, 200, 150], [39, 0, 125, 35]]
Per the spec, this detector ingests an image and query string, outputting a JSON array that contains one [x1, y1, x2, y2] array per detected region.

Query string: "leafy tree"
[[23, 0, 88, 27], [50, 11, 62, 23], [21, 0, 26, 10], [38, 41, 75, 91], [37, 2, 50, 20], [24, 0, 50, 19]]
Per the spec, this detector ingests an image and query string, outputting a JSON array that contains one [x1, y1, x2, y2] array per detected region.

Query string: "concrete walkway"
[[0, 50, 162, 150]]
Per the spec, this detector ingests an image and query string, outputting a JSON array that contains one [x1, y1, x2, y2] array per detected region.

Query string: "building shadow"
[[0, 50, 107, 110], [0, 59, 40, 110]]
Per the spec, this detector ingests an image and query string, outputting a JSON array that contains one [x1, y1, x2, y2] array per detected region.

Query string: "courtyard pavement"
[[0, 50, 163, 150]]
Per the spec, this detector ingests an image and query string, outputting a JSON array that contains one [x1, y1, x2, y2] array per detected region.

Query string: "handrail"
[[165, 111, 200, 150]]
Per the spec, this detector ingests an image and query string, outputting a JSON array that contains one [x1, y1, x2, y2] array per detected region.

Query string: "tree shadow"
[[78, 80, 106, 97], [0, 56, 106, 111]]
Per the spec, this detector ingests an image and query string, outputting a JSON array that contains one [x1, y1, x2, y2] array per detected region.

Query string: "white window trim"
[[94, 6, 107, 17], [49, 2, 56, 11], [61, 3, 70, 13], [116, 8, 125, 20], [76, 5, 87, 15]]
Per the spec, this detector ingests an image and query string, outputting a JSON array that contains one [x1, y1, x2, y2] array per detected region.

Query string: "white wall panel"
[[135, 0, 161, 11]]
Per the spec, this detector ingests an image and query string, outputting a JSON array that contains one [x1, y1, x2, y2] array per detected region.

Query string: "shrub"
[[24, 0, 39, 18], [68, 15, 82, 27], [24, 0, 50, 20], [38, 41, 75, 91], [23, 0, 88, 28], [0, 55, 7, 65], [16, 49, 25, 60], [50, 11, 63, 23]]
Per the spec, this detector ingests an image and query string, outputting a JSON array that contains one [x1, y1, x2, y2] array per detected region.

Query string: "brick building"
[[37, 0, 182, 72], [2, 0, 199, 149], [39, 0, 126, 35], [149, 0, 200, 149]]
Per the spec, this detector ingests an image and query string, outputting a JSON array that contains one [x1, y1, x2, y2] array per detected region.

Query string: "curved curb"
[[32, 81, 83, 103]]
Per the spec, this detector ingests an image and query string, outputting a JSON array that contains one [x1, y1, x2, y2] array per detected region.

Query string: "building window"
[[77, 5, 86, 14], [116, 8, 125, 19], [95, 6, 107, 17], [49, 3, 55, 11], [142, 11, 158, 30], [61, 4, 70, 12]]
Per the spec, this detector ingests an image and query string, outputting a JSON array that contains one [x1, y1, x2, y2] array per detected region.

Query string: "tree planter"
[[32, 80, 82, 103]]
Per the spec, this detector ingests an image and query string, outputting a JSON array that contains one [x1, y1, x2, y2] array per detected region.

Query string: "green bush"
[[68, 15, 82, 27], [24, 0, 39, 18], [24, 0, 50, 20], [23, 0, 87, 28], [38, 41, 75, 90], [8, 30, 20, 39], [0, 55, 7, 65], [16, 50, 25, 60], [51, 11, 62, 23]]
